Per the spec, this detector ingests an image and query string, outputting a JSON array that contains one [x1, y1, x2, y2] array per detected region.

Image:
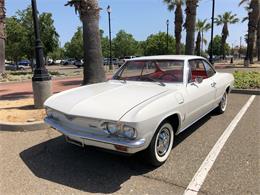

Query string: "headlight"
[[101, 122, 137, 139], [122, 125, 137, 139], [101, 122, 119, 134]]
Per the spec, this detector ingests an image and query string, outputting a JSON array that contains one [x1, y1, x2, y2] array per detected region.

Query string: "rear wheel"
[[216, 91, 228, 114], [145, 122, 174, 166]]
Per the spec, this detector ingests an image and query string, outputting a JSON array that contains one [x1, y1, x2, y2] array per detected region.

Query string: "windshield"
[[113, 60, 184, 83]]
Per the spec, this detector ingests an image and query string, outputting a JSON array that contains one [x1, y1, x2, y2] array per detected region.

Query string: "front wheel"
[[215, 91, 228, 114], [145, 122, 174, 167]]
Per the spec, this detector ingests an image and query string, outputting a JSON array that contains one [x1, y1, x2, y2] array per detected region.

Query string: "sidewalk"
[[0, 77, 83, 100]]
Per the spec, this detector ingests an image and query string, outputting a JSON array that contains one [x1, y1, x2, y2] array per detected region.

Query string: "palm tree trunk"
[[80, 0, 105, 85], [245, 0, 259, 65], [201, 30, 204, 53], [185, 0, 198, 55], [0, 0, 5, 74], [195, 31, 201, 56], [257, 17, 260, 61], [221, 23, 228, 60], [175, 3, 183, 55]]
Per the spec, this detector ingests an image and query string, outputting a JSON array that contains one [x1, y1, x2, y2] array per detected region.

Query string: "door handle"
[[211, 82, 216, 87]]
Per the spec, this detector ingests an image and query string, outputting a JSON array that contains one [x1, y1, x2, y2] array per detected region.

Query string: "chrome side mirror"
[[195, 76, 203, 84]]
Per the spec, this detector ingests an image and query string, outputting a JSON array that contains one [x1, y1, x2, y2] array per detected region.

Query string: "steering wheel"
[[158, 73, 178, 81]]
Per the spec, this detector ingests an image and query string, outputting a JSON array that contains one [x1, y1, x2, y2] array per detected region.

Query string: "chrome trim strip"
[[44, 117, 146, 149]]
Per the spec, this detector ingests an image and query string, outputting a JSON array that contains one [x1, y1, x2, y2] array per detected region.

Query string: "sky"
[[6, 0, 248, 48]]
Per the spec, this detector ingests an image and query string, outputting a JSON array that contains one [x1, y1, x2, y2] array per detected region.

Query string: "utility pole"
[[166, 19, 169, 54], [209, 0, 215, 64], [31, 0, 52, 108], [107, 5, 112, 71], [239, 36, 242, 59]]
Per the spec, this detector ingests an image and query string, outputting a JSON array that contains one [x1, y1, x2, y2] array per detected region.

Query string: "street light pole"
[[166, 19, 169, 54], [239, 36, 242, 59], [31, 0, 52, 108], [107, 5, 112, 71], [209, 0, 215, 64]]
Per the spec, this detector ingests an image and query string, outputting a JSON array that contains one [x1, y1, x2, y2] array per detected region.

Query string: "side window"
[[203, 60, 215, 78], [188, 60, 208, 82]]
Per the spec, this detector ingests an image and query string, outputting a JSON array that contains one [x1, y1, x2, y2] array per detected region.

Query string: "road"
[[0, 94, 259, 195]]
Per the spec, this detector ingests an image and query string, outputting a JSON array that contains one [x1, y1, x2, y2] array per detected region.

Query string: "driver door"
[[183, 59, 216, 127]]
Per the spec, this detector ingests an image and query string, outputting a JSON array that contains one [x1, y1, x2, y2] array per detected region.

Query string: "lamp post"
[[209, 0, 215, 64], [107, 5, 112, 71], [166, 19, 169, 54], [31, 0, 52, 108]]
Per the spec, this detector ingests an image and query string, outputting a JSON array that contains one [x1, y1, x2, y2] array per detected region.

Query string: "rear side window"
[[188, 59, 208, 82], [203, 60, 215, 78]]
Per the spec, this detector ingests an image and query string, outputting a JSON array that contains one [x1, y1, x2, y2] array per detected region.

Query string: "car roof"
[[128, 55, 205, 61]]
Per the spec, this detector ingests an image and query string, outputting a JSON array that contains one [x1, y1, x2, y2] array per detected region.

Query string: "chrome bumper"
[[44, 117, 146, 154]]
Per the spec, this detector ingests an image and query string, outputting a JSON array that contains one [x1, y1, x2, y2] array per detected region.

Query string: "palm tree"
[[195, 19, 211, 56], [184, 0, 198, 55], [215, 12, 239, 59], [163, 0, 184, 54], [0, 0, 5, 74], [66, 0, 105, 85], [239, 0, 259, 65]]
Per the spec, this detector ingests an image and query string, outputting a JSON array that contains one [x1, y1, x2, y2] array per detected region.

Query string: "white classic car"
[[44, 55, 234, 166]]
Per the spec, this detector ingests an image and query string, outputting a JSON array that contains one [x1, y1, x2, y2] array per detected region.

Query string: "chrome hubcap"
[[221, 93, 227, 110], [156, 128, 171, 156]]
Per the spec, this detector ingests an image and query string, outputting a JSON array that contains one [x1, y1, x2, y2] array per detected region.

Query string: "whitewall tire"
[[146, 122, 174, 166]]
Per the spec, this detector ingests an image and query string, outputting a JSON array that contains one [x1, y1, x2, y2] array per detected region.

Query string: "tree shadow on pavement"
[[0, 92, 33, 100], [60, 80, 82, 86], [19, 111, 214, 194]]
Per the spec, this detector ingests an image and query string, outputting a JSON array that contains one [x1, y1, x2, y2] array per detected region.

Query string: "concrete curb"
[[231, 89, 260, 95], [0, 120, 49, 132]]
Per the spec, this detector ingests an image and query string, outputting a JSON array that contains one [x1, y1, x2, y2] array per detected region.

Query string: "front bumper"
[[44, 117, 146, 154]]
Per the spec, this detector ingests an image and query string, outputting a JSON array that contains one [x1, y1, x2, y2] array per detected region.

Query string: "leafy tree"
[[64, 27, 84, 59], [208, 35, 230, 57], [215, 12, 239, 59], [239, 0, 259, 64], [49, 47, 65, 61], [0, 0, 5, 73], [142, 32, 176, 56], [66, 0, 106, 85], [5, 7, 59, 64], [163, 0, 184, 54], [195, 19, 211, 56], [100, 29, 111, 58], [39, 13, 59, 59], [112, 30, 139, 58], [184, 0, 199, 55], [5, 17, 26, 63]]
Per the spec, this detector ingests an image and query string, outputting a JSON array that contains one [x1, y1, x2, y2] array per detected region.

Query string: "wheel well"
[[163, 114, 180, 134], [226, 86, 230, 94]]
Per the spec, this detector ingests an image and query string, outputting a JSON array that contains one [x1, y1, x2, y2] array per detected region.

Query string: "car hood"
[[44, 81, 170, 121]]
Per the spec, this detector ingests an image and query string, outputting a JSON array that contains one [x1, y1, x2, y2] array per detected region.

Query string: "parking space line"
[[183, 95, 256, 195]]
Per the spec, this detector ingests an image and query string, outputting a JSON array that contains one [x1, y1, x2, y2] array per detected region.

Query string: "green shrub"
[[233, 71, 260, 89]]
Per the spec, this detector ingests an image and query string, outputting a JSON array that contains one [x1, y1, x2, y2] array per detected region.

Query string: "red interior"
[[191, 70, 208, 80]]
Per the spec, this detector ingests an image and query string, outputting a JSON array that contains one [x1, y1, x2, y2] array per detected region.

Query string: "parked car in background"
[[62, 59, 75, 65], [44, 55, 234, 166], [17, 60, 31, 70], [74, 59, 83, 68], [5, 63, 18, 71]]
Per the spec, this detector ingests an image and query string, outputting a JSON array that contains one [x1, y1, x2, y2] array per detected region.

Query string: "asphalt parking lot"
[[0, 94, 259, 195]]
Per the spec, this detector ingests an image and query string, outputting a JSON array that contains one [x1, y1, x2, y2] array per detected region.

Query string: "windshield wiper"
[[140, 77, 166, 87]]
